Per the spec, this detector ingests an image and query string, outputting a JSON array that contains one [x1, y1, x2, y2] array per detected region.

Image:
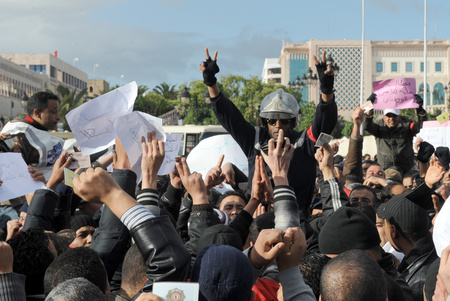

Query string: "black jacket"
[[363, 113, 427, 173], [211, 92, 337, 210], [398, 233, 438, 301]]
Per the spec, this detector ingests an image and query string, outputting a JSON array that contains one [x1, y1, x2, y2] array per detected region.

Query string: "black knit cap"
[[377, 194, 429, 234], [196, 224, 243, 255], [318, 207, 381, 254], [435, 146, 450, 171]]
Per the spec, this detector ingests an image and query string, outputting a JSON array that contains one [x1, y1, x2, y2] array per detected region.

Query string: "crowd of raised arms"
[[1, 48, 450, 301]]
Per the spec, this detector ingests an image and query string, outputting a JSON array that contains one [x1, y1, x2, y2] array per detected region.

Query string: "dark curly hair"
[[8, 228, 56, 295]]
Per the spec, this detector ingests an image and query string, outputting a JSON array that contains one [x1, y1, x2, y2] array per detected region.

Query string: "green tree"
[[342, 120, 354, 137], [296, 102, 316, 132], [331, 116, 346, 139], [57, 85, 87, 130], [153, 82, 178, 100]]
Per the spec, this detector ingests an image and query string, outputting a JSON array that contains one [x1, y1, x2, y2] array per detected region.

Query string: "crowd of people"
[[0, 48, 449, 301]]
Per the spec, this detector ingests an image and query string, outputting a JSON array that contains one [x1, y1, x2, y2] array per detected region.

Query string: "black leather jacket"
[[398, 233, 437, 301]]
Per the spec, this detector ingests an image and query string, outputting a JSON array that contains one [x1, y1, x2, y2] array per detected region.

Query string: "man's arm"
[[308, 51, 338, 142], [200, 48, 256, 157], [316, 144, 349, 216], [343, 107, 364, 179], [260, 129, 300, 230]]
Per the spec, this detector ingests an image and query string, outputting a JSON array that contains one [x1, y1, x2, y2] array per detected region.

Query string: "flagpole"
[[423, 0, 427, 111]]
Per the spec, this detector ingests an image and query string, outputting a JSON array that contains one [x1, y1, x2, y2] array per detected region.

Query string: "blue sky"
[[1, 0, 448, 91]]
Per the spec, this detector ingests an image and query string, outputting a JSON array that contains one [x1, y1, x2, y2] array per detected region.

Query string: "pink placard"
[[372, 78, 418, 109]]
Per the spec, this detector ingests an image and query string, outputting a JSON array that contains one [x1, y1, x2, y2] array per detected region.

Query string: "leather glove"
[[414, 94, 424, 107], [202, 57, 220, 87], [316, 59, 334, 95], [414, 94, 426, 115], [367, 93, 376, 103], [417, 142, 435, 163]]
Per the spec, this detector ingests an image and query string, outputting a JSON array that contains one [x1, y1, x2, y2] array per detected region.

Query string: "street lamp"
[[21, 92, 29, 109], [120, 74, 124, 86], [93, 64, 99, 78], [73, 57, 79, 66], [179, 87, 211, 125]]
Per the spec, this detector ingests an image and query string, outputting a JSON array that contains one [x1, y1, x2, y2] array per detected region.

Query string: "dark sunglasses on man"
[[266, 118, 291, 126]]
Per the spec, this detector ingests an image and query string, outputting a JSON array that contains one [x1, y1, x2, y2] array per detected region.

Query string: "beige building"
[[0, 53, 88, 95], [88, 79, 110, 99], [0, 55, 48, 119], [278, 39, 450, 119]]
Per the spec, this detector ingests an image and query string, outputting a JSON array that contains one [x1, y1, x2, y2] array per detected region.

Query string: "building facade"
[[0, 55, 48, 120], [261, 58, 282, 84], [0, 53, 88, 95], [88, 79, 110, 99], [278, 39, 450, 119], [0, 53, 89, 120]]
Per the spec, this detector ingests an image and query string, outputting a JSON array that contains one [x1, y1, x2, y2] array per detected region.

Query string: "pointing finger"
[[312, 55, 319, 65], [205, 48, 210, 60], [321, 50, 326, 64], [213, 51, 218, 61], [217, 154, 224, 167]]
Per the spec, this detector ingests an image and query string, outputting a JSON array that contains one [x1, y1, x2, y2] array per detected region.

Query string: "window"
[[421, 62, 424, 72], [406, 62, 412, 72], [50, 66, 56, 78], [391, 63, 398, 72], [436, 62, 442, 72], [376, 62, 383, 72], [29, 65, 46, 74]]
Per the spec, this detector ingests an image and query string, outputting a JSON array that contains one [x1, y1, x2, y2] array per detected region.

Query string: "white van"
[[163, 125, 228, 156]]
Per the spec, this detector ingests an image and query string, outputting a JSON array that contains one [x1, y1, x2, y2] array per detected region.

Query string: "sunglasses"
[[267, 118, 291, 126]]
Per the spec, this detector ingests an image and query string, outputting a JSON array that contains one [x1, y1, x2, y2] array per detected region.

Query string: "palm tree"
[[153, 82, 178, 100], [57, 85, 87, 130]]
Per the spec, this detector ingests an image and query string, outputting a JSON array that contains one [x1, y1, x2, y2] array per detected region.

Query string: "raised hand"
[[73, 168, 121, 204], [314, 143, 335, 180], [176, 157, 208, 204], [46, 151, 73, 190], [141, 131, 165, 189], [200, 48, 220, 87], [249, 229, 285, 269], [261, 129, 294, 186], [313, 50, 334, 96], [204, 154, 226, 190], [425, 159, 445, 188], [276, 227, 307, 271]]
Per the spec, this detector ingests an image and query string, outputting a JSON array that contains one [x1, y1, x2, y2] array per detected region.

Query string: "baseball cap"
[[377, 194, 429, 234], [384, 109, 400, 116]]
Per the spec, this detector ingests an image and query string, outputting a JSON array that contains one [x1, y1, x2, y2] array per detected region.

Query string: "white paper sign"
[[186, 134, 248, 178], [433, 195, 450, 258], [0, 153, 44, 202], [115, 111, 166, 181], [417, 120, 450, 149], [66, 81, 137, 156], [158, 134, 182, 176]]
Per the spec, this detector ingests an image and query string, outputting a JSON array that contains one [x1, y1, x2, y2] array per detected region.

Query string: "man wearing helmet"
[[200, 49, 337, 211]]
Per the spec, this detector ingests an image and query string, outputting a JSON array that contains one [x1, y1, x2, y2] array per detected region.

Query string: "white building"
[[261, 58, 282, 84], [277, 39, 450, 119]]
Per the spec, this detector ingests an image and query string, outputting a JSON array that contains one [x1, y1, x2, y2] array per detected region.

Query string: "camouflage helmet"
[[259, 88, 300, 124]]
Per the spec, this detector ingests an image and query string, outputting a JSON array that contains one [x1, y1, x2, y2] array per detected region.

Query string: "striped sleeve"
[[274, 185, 300, 230], [136, 188, 159, 206], [120, 204, 155, 230], [0, 272, 26, 301], [327, 178, 343, 212]]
